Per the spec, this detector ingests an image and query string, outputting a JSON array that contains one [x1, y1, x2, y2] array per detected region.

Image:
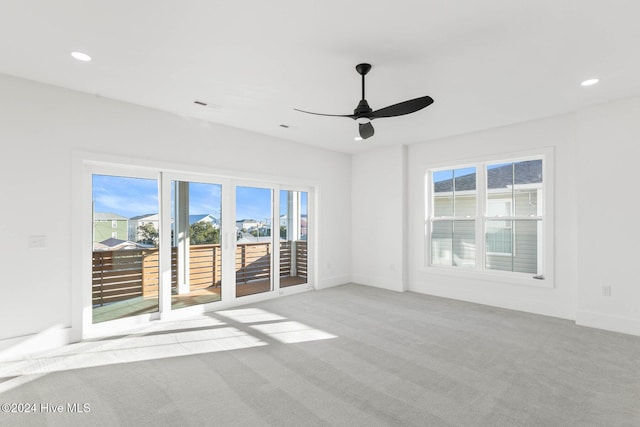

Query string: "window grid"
[[428, 157, 544, 277]]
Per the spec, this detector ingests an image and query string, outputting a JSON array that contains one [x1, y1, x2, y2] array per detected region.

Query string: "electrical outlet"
[[602, 285, 612, 297], [28, 235, 47, 249]]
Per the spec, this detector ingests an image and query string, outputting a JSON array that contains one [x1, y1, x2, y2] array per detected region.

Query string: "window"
[[426, 154, 548, 279], [279, 190, 309, 288], [171, 180, 223, 309], [92, 174, 160, 324], [430, 167, 477, 268], [235, 186, 273, 298]]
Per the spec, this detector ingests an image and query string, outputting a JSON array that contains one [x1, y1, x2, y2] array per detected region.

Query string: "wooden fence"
[[92, 240, 308, 306], [279, 241, 308, 279], [92, 249, 158, 306]]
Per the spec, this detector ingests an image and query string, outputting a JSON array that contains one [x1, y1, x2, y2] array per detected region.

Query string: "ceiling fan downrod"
[[354, 63, 373, 116]]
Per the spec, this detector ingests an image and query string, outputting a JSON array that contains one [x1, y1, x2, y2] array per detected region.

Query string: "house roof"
[[96, 238, 154, 250], [130, 213, 158, 221], [94, 212, 128, 220], [190, 214, 218, 224], [98, 238, 128, 246], [434, 160, 542, 192]]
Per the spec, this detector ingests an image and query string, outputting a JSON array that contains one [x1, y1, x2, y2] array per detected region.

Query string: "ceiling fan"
[[295, 63, 434, 140]]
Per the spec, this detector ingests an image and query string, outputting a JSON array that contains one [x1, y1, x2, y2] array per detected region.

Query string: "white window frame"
[[424, 148, 554, 288], [429, 164, 478, 268]]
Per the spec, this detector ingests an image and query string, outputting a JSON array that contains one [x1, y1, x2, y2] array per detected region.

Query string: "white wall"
[[351, 145, 406, 291], [0, 73, 351, 344], [406, 114, 578, 320], [351, 96, 640, 336], [574, 97, 640, 335]]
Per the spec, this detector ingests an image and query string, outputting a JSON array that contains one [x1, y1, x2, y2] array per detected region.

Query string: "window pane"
[[452, 220, 475, 267], [514, 159, 543, 216], [486, 220, 512, 255], [433, 170, 453, 217], [513, 220, 539, 274], [487, 162, 513, 216], [514, 159, 543, 185], [433, 168, 476, 217], [454, 167, 476, 217], [488, 160, 543, 217], [486, 220, 539, 274], [171, 181, 222, 310], [236, 186, 273, 297], [431, 220, 452, 266], [92, 174, 159, 323], [514, 189, 540, 217], [279, 190, 308, 288], [431, 220, 475, 267]]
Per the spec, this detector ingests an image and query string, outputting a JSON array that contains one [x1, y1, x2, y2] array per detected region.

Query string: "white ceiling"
[[1, 1, 639, 153]]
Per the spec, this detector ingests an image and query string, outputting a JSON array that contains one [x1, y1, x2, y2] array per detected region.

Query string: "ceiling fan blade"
[[369, 96, 434, 119], [294, 108, 355, 118], [359, 122, 375, 139]]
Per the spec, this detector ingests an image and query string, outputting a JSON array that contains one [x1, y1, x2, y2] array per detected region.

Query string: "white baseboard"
[[408, 283, 573, 321], [0, 327, 74, 362], [351, 275, 405, 292], [576, 310, 640, 337], [316, 275, 350, 289]]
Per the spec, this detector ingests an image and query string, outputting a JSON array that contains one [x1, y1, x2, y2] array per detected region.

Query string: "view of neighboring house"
[[189, 214, 219, 227], [93, 237, 152, 251], [95, 212, 221, 247], [236, 219, 261, 231], [236, 219, 271, 240], [93, 212, 129, 242], [129, 213, 159, 242]]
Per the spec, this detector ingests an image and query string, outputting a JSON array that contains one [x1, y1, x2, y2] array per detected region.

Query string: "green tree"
[[190, 221, 220, 245], [137, 223, 159, 246]]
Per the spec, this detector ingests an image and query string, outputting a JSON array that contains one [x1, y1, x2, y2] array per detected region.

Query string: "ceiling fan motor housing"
[[354, 99, 373, 117]]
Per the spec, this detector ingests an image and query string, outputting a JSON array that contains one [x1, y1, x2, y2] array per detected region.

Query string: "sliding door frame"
[[74, 152, 316, 340]]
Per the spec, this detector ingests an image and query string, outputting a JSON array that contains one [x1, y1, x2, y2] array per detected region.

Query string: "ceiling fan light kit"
[[295, 63, 434, 140]]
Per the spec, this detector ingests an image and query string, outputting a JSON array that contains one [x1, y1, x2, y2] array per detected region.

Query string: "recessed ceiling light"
[[581, 78, 599, 87], [71, 51, 92, 62]]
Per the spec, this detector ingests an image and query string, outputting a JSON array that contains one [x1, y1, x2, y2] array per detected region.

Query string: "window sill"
[[421, 265, 554, 289]]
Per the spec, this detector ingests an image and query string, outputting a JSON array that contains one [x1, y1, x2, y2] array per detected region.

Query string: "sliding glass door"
[[235, 186, 273, 297], [171, 180, 223, 309], [87, 166, 312, 333], [91, 174, 160, 324], [279, 190, 309, 288]]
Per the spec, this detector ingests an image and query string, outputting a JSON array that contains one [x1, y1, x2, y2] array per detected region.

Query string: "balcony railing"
[[92, 241, 307, 307]]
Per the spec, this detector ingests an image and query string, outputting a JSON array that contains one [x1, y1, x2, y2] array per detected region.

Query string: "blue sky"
[[92, 175, 158, 218], [93, 175, 307, 221]]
